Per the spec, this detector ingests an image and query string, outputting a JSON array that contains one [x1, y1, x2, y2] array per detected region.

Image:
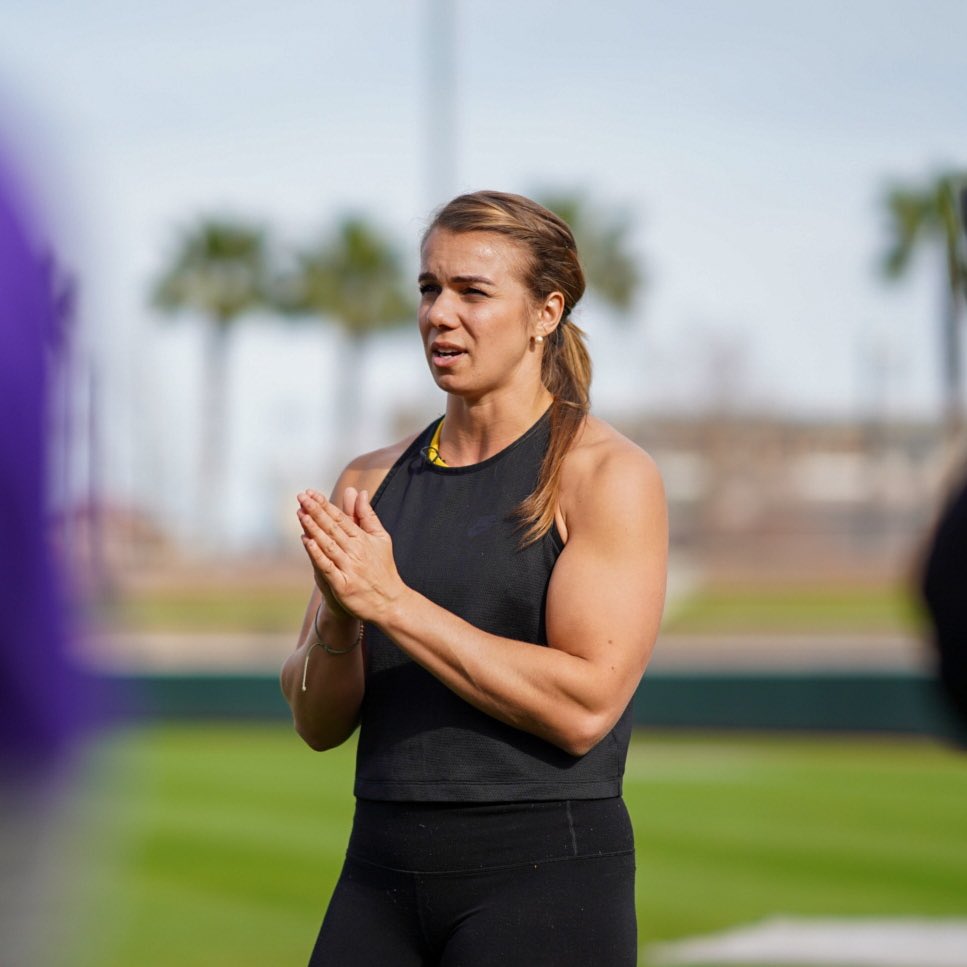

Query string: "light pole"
[[425, 0, 457, 208]]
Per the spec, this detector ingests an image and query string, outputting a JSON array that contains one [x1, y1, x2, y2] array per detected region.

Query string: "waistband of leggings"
[[346, 796, 634, 874]]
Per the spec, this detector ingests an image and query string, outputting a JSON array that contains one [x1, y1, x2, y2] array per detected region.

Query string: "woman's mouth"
[[431, 346, 466, 367]]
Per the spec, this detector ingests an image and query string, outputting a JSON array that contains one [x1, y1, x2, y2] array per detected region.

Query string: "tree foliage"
[[535, 189, 644, 313], [880, 171, 967, 433], [881, 173, 967, 289], [281, 215, 414, 341], [153, 218, 269, 324], [150, 217, 269, 546]]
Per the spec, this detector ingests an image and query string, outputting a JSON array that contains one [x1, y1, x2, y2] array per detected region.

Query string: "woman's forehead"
[[420, 229, 528, 278]]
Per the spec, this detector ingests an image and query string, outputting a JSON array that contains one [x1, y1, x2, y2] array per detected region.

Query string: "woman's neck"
[[440, 387, 553, 467]]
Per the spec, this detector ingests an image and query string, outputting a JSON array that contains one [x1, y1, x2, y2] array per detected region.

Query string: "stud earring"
[[534, 334, 544, 344]]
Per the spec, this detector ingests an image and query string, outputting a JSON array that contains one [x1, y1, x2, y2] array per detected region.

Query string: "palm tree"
[[535, 189, 644, 313], [151, 217, 268, 544], [880, 172, 967, 437], [279, 215, 414, 467]]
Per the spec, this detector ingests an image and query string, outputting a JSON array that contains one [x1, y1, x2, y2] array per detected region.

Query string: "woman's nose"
[[425, 290, 458, 329]]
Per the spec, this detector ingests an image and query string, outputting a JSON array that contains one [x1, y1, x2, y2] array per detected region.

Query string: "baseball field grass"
[[54, 725, 967, 967], [108, 581, 919, 636]]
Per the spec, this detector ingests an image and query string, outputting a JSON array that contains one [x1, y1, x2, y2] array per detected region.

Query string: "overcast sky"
[[2, 0, 965, 543]]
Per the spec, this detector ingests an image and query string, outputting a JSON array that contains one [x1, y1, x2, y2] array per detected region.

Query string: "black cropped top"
[[353, 409, 632, 802]]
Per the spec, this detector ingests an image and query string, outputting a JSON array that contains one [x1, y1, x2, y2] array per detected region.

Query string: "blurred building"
[[89, 406, 956, 587], [621, 412, 951, 582]]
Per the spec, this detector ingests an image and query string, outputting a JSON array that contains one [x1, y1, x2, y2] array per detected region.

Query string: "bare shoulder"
[[332, 431, 421, 499], [562, 415, 663, 493], [558, 415, 665, 539]]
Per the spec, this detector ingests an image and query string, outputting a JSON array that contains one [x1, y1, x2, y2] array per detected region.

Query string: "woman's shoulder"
[[568, 415, 660, 478], [557, 415, 665, 536], [334, 430, 424, 498]]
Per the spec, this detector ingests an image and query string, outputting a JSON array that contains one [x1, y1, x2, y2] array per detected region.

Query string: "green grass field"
[[51, 725, 966, 967], [106, 581, 920, 636], [105, 584, 311, 634], [661, 584, 921, 635]]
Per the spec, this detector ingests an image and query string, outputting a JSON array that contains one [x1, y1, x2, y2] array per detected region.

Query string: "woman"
[[281, 190, 667, 966]]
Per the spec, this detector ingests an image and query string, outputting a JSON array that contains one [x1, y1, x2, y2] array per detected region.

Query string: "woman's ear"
[[536, 291, 566, 340]]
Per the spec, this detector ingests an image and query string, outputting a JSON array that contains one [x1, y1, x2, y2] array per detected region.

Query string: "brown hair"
[[424, 190, 591, 545]]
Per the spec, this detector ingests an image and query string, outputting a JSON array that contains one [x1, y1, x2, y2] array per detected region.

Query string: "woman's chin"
[[430, 369, 467, 394]]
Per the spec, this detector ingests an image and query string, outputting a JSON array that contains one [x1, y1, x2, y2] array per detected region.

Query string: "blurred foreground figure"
[[921, 471, 967, 730], [0, 137, 86, 966]]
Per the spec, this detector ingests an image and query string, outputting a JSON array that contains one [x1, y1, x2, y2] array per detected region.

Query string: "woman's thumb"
[[355, 490, 385, 535]]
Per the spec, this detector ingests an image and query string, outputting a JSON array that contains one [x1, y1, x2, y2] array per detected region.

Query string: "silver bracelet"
[[300, 604, 364, 692], [314, 602, 363, 654]]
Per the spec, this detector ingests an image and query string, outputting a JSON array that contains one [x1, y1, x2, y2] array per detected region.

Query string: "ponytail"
[[516, 317, 591, 545]]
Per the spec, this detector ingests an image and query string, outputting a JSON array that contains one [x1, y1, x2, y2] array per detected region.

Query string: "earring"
[[534, 334, 544, 344]]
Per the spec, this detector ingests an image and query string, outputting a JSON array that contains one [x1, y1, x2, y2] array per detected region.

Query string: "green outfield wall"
[[99, 671, 965, 740]]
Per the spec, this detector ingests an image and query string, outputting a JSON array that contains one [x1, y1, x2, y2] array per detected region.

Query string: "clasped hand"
[[297, 488, 403, 624]]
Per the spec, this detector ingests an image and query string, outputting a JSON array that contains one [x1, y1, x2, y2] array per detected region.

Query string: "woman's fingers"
[[300, 490, 358, 546], [297, 493, 343, 550], [297, 497, 329, 545], [300, 533, 331, 572], [342, 486, 359, 519], [297, 498, 352, 572], [354, 489, 388, 537], [297, 487, 391, 570], [309, 489, 357, 535], [298, 529, 351, 608]]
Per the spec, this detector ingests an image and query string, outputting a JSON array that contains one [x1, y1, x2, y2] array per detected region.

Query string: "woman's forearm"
[[280, 602, 365, 751], [375, 587, 621, 757]]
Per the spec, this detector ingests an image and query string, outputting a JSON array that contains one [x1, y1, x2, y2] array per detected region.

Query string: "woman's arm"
[[280, 439, 412, 751], [300, 427, 667, 756], [280, 585, 364, 751]]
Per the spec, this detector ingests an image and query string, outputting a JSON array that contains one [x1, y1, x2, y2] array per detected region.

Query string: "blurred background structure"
[[2, 1, 967, 965], [1, 2, 962, 567]]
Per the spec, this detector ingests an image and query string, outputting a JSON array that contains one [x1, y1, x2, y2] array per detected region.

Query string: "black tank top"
[[354, 409, 633, 802]]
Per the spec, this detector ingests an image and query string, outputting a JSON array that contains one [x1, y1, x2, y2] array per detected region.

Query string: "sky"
[[1, 0, 965, 546]]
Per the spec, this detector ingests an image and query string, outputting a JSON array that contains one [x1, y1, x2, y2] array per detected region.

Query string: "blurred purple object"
[[0, 142, 83, 774]]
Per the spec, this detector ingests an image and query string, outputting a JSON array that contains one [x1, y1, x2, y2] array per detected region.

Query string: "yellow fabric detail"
[[427, 418, 448, 467]]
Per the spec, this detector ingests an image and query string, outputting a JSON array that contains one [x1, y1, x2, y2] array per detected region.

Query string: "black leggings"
[[308, 797, 637, 967]]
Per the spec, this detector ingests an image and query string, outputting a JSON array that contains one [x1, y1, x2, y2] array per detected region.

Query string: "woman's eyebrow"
[[452, 275, 495, 286], [418, 272, 496, 286], [416, 272, 495, 286]]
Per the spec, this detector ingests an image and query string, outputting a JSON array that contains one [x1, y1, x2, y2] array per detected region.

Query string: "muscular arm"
[[307, 431, 667, 756]]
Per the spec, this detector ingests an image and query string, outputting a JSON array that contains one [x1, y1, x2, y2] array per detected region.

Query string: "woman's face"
[[418, 229, 543, 400]]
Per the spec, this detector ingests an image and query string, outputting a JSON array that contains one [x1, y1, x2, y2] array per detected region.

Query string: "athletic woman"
[[281, 191, 667, 966]]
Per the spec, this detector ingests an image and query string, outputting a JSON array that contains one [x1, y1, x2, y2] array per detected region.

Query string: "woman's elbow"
[[296, 723, 337, 752], [294, 718, 349, 752], [552, 710, 613, 758]]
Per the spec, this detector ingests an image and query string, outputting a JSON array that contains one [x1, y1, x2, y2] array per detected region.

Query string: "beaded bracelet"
[[300, 603, 364, 692]]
